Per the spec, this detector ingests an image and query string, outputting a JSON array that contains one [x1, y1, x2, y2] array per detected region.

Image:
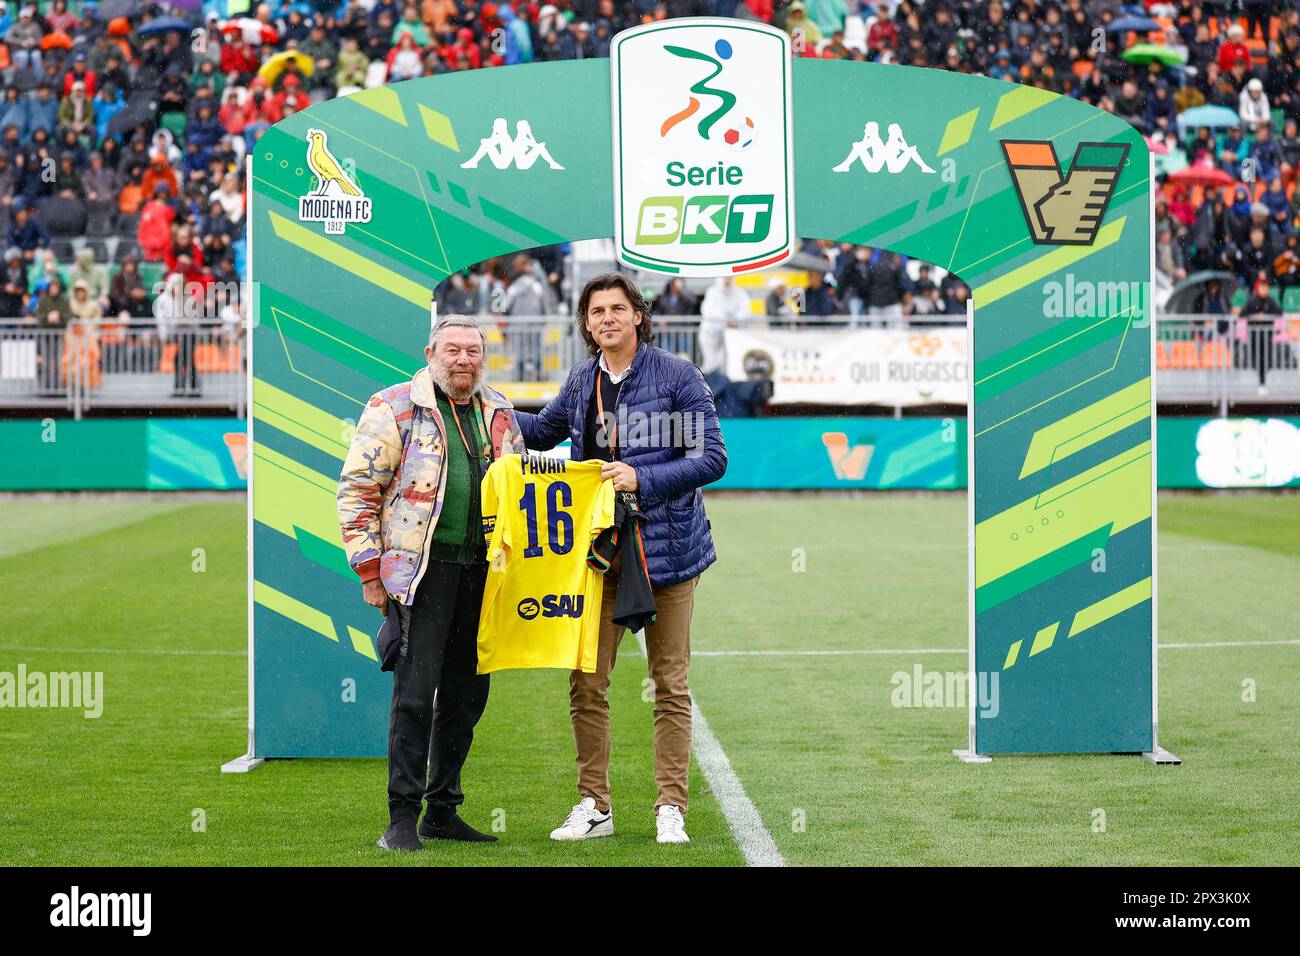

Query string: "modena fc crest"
[[300, 128, 373, 235]]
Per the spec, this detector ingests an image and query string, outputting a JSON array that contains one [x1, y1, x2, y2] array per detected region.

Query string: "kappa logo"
[[1001, 140, 1130, 245], [460, 118, 565, 170], [300, 128, 372, 235], [822, 432, 874, 481], [833, 122, 935, 175]]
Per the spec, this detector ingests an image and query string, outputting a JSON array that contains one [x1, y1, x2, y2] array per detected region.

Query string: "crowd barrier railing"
[[2, 314, 1297, 418]]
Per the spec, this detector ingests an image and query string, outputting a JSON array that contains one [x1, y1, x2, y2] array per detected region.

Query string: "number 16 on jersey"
[[477, 454, 617, 674]]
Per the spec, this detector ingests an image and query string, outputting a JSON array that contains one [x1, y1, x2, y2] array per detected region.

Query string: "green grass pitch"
[[0, 492, 1296, 866]]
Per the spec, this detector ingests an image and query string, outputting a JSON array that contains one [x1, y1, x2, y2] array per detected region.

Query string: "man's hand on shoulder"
[[600, 460, 637, 492], [363, 579, 389, 615]]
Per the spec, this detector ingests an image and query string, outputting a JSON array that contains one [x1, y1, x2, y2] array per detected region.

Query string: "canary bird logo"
[[1001, 140, 1129, 245], [305, 128, 361, 197]]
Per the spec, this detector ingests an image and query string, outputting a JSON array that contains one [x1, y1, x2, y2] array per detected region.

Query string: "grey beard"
[[429, 360, 483, 402]]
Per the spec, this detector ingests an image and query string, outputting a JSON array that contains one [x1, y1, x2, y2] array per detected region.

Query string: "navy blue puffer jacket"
[[514, 343, 727, 588]]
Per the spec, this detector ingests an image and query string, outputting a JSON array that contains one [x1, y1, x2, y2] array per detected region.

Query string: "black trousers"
[[173, 331, 198, 393], [387, 558, 490, 826]]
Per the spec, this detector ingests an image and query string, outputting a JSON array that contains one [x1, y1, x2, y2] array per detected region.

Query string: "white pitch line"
[[1158, 638, 1300, 650], [695, 647, 965, 657], [632, 630, 785, 867], [689, 700, 786, 867], [694, 638, 1300, 657]]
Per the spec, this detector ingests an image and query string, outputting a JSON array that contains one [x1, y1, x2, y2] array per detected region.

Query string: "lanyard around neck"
[[446, 392, 490, 463], [595, 368, 618, 459]]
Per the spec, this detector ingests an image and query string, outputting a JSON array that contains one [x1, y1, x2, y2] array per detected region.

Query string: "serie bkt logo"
[[611, 19, 794, 276], [517, 595, 585, 620]]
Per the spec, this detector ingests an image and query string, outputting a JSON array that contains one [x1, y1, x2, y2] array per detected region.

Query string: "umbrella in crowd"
[[257, 49, 313, 87], [163, 0, 206, 10], [1168, 165, 1237, 189], [1107, 17, 1161, 33], [1166, 271, 1237, 313], [222, 16, 279, 46], [97, 0, 145, 20], [139, 16, 199, 35], [105, 101, 157, 140], [202, 0, 252, 17], [1122, 42, 1188, 66], [1176, 104, 1242, 132], [40, 196, 89, 237]]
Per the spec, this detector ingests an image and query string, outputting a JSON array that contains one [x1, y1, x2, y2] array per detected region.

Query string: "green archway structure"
[[240, 19, 1161, 766]]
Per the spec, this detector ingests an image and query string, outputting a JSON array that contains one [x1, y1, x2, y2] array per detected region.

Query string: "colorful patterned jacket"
[[337, 366, 527, 606]]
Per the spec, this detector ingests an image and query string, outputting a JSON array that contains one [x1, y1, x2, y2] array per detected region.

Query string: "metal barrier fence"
[[1154, 315, 1300, 413], [2, 314, 1298, 418], [0, 318, 246, 419]]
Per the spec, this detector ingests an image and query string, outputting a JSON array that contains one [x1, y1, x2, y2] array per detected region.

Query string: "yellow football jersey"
[[477, 454, 615, 675]]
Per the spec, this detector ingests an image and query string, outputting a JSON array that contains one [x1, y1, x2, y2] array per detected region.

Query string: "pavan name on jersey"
[[522, 455, 568, 475]]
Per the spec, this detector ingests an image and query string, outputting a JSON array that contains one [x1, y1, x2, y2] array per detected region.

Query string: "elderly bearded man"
[[337, 314, 526, 852]]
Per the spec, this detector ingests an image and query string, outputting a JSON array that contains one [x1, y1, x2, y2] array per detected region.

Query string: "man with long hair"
[[514, 273, 727, 845]]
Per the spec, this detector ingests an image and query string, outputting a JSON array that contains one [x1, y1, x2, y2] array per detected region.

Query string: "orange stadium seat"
[[1200, 340, 1231, 369], [1170, 340, 1199, 369], [195, 343, 239, 373]]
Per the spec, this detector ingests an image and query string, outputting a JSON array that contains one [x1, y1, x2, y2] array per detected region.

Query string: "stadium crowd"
[[4, 0, 1300, 391]]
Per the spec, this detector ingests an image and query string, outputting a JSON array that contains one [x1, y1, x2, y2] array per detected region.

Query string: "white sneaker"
[[549, 797, 614, 841], [656, 805, 690, 844]]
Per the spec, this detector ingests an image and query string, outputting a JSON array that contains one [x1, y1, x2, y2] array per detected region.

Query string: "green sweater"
[[428, 389, 488, 564]]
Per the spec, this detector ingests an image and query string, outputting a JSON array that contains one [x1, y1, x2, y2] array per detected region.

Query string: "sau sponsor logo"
[[611, 18, 794, 276], [517, 594, 585, 620], [299, 128, 372, 235]]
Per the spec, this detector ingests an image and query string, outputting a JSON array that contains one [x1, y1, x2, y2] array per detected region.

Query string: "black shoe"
[[418, 812, 498, 843], [377, 819, 423, 851]]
